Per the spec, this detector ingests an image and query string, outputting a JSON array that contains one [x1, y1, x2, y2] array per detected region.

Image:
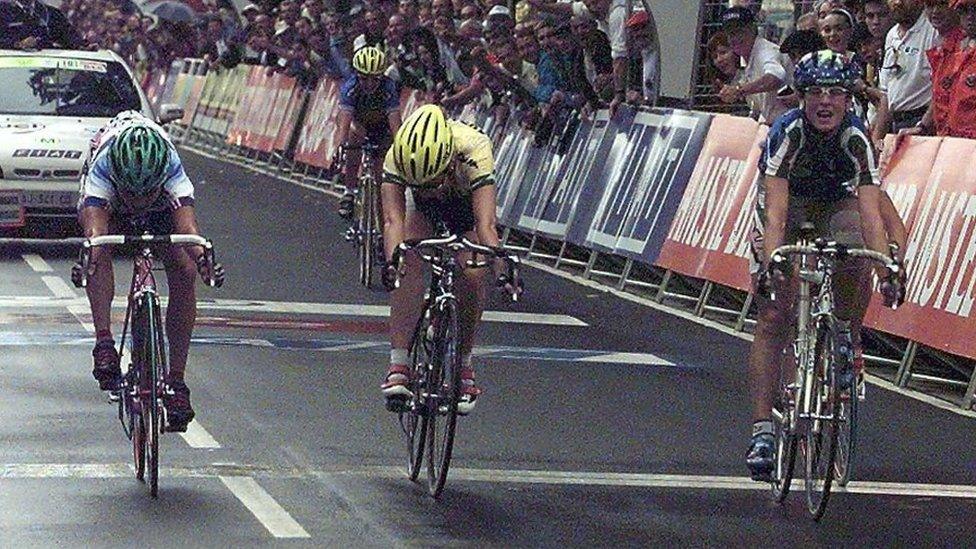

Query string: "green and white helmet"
[[108, 124, 171, 196]]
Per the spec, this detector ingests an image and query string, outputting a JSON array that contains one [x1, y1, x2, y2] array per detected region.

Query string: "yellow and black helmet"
[[392, 105, 455, 185], [351, 46, 386, 75]]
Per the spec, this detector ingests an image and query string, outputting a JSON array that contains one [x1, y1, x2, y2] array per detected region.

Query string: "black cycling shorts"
[[409, 190, 475, 235]]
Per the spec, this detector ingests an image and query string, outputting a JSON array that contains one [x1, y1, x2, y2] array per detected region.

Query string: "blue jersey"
[[759, 108, 879, 202], [338, 74, 399, 133]]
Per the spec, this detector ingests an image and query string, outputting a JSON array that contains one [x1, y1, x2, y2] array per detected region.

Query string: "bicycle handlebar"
[[75, 234, 219, 288], [82, 234, 213, 249], [391, 234, 523, 301], [771, 242, 900, 273]]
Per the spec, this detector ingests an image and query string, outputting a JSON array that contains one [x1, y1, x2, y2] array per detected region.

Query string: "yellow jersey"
[[382, 120, 496, 195]]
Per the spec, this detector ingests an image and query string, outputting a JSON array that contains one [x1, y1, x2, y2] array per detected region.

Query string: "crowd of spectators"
[[8, 0, 662, 136], [707, 0, 975, 141]]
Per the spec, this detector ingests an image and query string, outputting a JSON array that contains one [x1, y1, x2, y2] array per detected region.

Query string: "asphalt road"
[[1, 149, 974, 546]]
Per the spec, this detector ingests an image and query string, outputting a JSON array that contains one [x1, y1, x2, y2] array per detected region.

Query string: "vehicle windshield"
[[0, 56, 141, 117]]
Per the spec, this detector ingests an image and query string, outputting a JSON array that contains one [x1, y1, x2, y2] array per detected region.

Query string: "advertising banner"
[[293, 78, 341, 168], [179, 74, 206, 126], [655, 115, 765, 291], [534, 113, 607, 240], [863, 137, 976, 359], [564, 108, 636, 247], [517, 116, 586, 233], [226, 67, 271, 147], [494, 126, 536, 224], [583, 109, 712, 262]]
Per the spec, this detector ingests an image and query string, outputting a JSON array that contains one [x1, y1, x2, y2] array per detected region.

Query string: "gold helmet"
[[351, 46, 386, 75], [392, 105, 454, 185]]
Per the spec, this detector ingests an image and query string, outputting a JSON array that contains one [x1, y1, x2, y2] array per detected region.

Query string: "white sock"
[[390, 348, 409, 366]]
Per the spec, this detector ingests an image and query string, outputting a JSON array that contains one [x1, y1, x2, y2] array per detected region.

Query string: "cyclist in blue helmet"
[[745, 50, 905, 481]]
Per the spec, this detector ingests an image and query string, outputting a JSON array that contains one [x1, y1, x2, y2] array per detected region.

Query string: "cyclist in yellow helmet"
[[335, 46, 402, 219], [379, 104, 510, 414]]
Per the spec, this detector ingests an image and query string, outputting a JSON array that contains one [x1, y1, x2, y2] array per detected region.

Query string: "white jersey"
[[78, 111, 194, 214]]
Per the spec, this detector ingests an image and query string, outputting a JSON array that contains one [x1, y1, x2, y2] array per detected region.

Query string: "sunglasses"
[[804, 86, 850, 98]]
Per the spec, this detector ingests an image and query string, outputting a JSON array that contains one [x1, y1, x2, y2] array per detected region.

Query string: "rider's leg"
[[338, 126, 365, 218], [79, 207, 120, 389], [160, 248, 197, 382], [831, 202, 872, 383], [748, 283, 796, 422], [383, 210, 433, 398], [159, 247, 198, 430], [455, 240, 489, 413]]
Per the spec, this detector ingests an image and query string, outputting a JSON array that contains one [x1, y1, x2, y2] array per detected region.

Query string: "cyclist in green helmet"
[[76, 110, 224, 433]]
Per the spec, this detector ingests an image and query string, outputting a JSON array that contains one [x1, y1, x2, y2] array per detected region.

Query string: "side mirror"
[[158, 104, 185, 125]]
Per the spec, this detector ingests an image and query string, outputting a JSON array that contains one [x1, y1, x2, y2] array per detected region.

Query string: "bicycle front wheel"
[[141, 294, 165, 499], [426, 300, 462, 498], [803, 324, 840, 520], [358, 179, 376, 288], [403, 309, 434, 481]]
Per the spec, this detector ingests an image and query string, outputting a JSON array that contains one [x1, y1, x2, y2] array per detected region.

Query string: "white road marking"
[[524, 259, 976, 420], [578, 352, 674, 366], [66, 304, 95, 333], [22, 253, 53, 273], [0, 296, 588, 326], [5, 461, 976, 500], [41, 276, 76, 299], [219, 476, 310, 538], [62, 285, 224, 450], [181, 421, 221, 449]]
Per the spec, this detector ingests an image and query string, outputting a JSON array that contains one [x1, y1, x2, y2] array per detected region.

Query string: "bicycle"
[[768, 227, 899, 520], [340, 140, 384, 289], [389, 234, 521, 497], [74, 233, 220, 498]]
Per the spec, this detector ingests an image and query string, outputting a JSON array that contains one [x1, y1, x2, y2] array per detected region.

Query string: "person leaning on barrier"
[[870, 0, 939, 151], [0, 0, 84, 50], [744, 51, 906, 482], [622, 8, 660, 108], [717, 6, 790, 124], [896, 0, 976, 140]]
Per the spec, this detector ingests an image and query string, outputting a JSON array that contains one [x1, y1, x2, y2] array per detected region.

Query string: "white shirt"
[[569, 0, 629, 59], [743, 36, 789, 123], [878, 15, 938, 113], [79, 112, 193, 212]]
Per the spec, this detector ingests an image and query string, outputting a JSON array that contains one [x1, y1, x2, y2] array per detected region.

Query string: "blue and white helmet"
[[793, 50, 859, 93]]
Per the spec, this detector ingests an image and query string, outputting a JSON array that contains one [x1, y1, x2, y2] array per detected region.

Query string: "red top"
[[927, 29, 976, 139]]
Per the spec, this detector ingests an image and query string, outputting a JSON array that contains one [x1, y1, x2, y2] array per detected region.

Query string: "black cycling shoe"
[[338, 192, 355, 220], [163, 379, 196, 432], [91, 340, 122, 391], [746, 433, 776, 482]]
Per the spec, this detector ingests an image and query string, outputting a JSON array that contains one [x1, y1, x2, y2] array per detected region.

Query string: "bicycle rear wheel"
[[426, 300, 461, 498], [835, 380, 858, 486], [803, 325, 840, 520]]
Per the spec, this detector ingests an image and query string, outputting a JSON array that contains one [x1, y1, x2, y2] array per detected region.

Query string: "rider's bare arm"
[[471, 184, 500, 249], [857, 186, 889, 262], [880, 190, 907, 252], [387, 109, 401, 136], [79, 205, 111, 238], [172, 205, 204, 262], [381, 183, 407, 261], [334, 109, 354, 151], [762, 176, 790, 266]]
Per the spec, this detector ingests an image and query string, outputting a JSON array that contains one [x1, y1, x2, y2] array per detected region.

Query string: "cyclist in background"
[[334, 46, 402, 220], [379, 105, 511, 415], [76, 111, 225, 433], [745, 51, 904, 481]]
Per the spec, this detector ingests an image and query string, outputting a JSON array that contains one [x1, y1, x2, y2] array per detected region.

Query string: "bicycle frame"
[[793, 248, 837, 433]]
